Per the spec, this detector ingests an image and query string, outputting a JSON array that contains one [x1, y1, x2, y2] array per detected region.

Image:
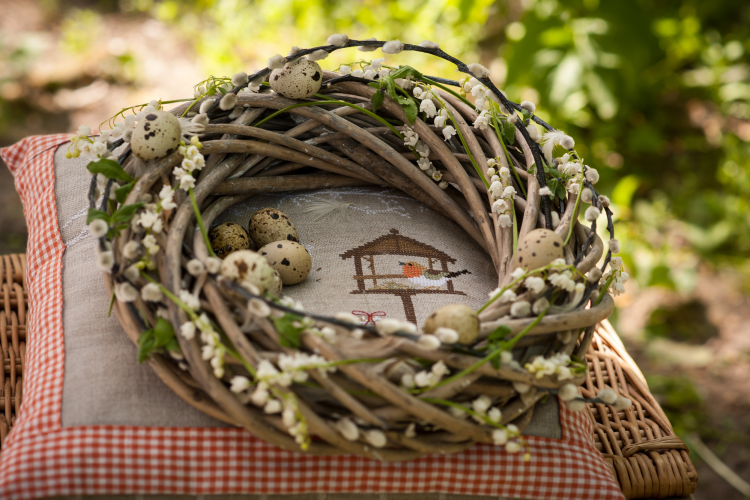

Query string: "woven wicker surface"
[[585, 320, 697, 498], [0, 253, 26, 448], [0, 252, 695, 496]]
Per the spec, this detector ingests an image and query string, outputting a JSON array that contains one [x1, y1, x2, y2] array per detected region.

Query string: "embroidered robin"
[[399, 261, 470, 289]]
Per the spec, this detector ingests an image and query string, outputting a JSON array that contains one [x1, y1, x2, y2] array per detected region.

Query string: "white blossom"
[[442, 125, 456, 141], [473, 110, 491, 130], [268, 54, 286, 69], [472, 396, 492, 415], [114, 282, 139, 302], [608, 239, 620, 254], [498, 289, 517, 303], [308, 49, 329, 61], [180, 322, 196, 340], [141, 282, 163, 302], [539, 186, 553, 197], [558, 383, 578, 402], [492, 429, 508, 446], [219, 93, 238, 110], [585, 206, 601, 222], [585, 168, 599, 184], [520, 101, 536, 113], [180, 289, 200, 310], [364, 429, 387, 448], [230, 376, 251, 394], [264, 399, 282, 414], [598, 388, 618, 405], [338, 65, 351, 75], [434, 327, 459, 344], [382, 40, 404, 54], [540, 130, 575, 164], [419, 99, 437, 118], [524, 276, 545, 294], [498, 214, 512, 228], [123, 240, 141, 260], [527, 123, 541, 142], [357, 37, 378, 51], [467, 63, 490, 78], [567, 399, 586, 412], [89, 219, 108, 238], [488, 407, 502, 423], [248, 298, 271, 318], [417, 334, 441, 351], [510, 300, 531, 317], [205, 256, 221, 274], [93, 248, 113, 273], [327, 34, 349, 47], [614, 396, 632, 411], [532, 297, 549, 314], [335, 417, 360, 441]]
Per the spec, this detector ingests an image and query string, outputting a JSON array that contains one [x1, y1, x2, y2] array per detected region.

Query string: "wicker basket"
[[586, 321, 698, 498], [0, 253, 26, 447]]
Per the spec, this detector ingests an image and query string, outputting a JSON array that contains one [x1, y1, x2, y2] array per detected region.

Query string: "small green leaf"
[[166, 338, 181, 353], [137, 329, 156, 363], [87, 158, 134, 182], [86, 208, 110, 224], [367, 82, 380, 89], [390, 65, 423, 81], [371, 90, 385, 112], [487, 325, 511, 343], [115, 181, 135, 204], [384, 78, 398, 101], [272, 313, 305, 349], [402, 100, 418, 124], [504, 121, 516, 144], [153, 317, 175, 347], [111, 202, 144, 224]]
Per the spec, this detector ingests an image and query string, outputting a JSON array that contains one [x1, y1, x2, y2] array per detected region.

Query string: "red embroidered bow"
[[352, 310, 386, 326]]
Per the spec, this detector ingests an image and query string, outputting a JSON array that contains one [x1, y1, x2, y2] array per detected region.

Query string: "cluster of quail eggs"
[[211, 208, 312, 297]]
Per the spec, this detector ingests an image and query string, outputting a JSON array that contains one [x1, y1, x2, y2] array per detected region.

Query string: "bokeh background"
[[2, 0, 750, 497]]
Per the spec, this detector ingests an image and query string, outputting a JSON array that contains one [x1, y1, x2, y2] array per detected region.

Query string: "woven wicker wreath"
[[81, 36, 630, 460]]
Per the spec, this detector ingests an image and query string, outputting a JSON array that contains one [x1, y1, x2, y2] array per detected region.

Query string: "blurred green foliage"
[[501, 0, 750, 291]]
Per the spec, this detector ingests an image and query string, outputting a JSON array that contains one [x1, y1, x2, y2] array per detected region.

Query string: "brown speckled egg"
[[258, 241, 311, 285], [220, 250, 275, 294], [423, 304, 479, 345], [269, 58, 323, 99], [130, 110, 181, 160], [248, 208, 299, 247], [209, 222, 250, 258], [513, 228, 565, 271]]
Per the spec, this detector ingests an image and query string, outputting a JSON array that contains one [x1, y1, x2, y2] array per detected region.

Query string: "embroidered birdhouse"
[[340, 228, 470, 323]]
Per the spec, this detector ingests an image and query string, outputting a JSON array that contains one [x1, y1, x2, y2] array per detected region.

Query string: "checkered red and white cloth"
[[0, 135, 625, 500]]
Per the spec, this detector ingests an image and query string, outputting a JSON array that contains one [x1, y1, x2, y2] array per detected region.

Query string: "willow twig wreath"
[[76, 35, 630, 460]]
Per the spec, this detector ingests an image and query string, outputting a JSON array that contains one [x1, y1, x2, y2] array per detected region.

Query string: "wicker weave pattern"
[[584, 321, 697, 498], [0, 253, 27, 447]]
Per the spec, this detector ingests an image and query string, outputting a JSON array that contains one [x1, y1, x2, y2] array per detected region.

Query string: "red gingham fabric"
[[0, 135, 625, 500]]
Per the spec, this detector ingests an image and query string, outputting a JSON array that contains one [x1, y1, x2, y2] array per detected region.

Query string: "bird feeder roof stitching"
[[339, 229, 456, 263]]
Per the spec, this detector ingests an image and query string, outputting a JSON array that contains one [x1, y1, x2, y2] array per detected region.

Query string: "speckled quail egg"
[[220, 250, 275, 294], [258, 241, 311, 285], [423, 304, 479, 345], [209, 222, 250, 258], [248, 208, 299, 248], [512, 229, 565, 271], [130, 110, 182, 161], [269, 268, 283, 297], [269, 58, 323, 99]]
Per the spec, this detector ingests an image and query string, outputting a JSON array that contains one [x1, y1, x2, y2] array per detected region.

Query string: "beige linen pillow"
[[55, 145, 562, 436]]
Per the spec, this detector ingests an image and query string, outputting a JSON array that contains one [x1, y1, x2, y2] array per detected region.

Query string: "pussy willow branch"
[[198, 40, 550, 229]]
